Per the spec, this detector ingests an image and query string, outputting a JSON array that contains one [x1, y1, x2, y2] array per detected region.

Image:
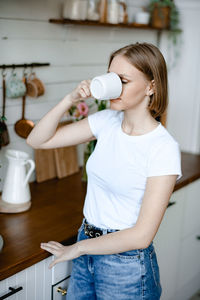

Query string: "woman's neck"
[[122, 109, 159, 136]]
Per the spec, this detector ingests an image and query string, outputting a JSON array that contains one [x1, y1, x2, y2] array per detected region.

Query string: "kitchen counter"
[[0, 151, 200, 281]]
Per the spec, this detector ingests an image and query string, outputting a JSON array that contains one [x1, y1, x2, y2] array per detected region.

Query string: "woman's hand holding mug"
[[69, 72, 122, 104], [69, 79, 92, 104], [90, 72, 122, 100]]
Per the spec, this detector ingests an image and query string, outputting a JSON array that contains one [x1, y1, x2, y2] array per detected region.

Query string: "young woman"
[[27, 43, 182, 300]]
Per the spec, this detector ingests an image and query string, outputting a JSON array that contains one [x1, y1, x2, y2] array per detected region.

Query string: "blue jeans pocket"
[[149, 248, 160, 287], [115, 249, 140, 260]]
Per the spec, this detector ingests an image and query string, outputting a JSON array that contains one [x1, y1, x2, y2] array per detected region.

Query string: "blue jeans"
[[67, 219, 162, 300]]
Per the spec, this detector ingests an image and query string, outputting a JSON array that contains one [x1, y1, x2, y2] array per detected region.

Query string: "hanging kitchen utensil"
[[6, 69, 26, 99], [14, 72, 34, 138], [0, 68, 10, 148], [26, 71, 45, 98]]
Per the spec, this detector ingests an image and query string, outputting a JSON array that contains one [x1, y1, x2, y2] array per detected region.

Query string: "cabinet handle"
[[167, 201, 176, 208], [0, 286, 23, 300], [196, 236, 200, 240], [57, 286, 67, 296]]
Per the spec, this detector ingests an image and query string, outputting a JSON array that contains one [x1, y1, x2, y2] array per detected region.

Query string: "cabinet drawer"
[[52, 276, 70, 300], [0, 271, 25, 300], [177, 227, 200, 289], [0, 286, 24, 300], [52, 261, 72, 285]]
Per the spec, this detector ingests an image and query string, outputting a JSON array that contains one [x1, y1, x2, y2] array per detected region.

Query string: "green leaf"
[[0, 116, 7, 121]]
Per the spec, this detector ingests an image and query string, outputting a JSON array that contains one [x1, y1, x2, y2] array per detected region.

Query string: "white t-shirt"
[[83, 109, 182, 230]]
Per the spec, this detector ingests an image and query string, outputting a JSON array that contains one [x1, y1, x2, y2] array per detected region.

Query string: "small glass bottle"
[[87, 0, 100, 21]]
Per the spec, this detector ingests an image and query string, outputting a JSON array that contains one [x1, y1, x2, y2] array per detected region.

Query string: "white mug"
[[135, 11, 150, 25], [63, 0, 81, 20], [90, 72, 122, 100]]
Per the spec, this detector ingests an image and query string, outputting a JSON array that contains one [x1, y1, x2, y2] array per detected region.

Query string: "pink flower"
[[77, 102, 89, 117]]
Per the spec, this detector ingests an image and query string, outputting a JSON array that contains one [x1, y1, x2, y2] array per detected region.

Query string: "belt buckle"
[[84, 223, 92, 236], [84, 223, 102, 238]]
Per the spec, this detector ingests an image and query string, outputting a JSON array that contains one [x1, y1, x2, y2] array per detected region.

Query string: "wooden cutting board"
[[35, 148, 57, 183], [34, 120, 79, 181], [54, 146, 79, 178], [54, 120, 79, 178]]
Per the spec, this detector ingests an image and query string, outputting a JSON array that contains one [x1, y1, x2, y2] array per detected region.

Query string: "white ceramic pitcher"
[[2, 149, 35, 204]]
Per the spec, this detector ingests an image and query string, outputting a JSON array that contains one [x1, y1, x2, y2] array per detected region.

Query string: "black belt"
[[83, 219, 119, 238]]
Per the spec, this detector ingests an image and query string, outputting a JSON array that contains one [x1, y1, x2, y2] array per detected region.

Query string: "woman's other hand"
[[40, 241, 80, 268], [69, 79, 92, 104]]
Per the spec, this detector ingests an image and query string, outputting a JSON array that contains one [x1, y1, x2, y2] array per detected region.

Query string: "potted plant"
[[148, 0, 179, 29], [148, 0, 181, 61]]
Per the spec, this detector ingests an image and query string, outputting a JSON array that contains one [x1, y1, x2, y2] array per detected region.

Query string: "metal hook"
[[23, 64, 28, 77], [1, 66, 7, 78], [11, 64, 16, 76], [30, 64, 34, 75]]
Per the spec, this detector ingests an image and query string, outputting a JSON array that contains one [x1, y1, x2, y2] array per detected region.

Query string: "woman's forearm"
[[26, 79, 92, 148], [26, 94, 73, 148], [77, 226, 148, 256], [40, 224, 150, 268]]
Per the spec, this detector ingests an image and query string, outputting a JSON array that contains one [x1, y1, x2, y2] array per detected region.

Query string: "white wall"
[[163, 0, 200, 154], [0, 0, 200, 190]]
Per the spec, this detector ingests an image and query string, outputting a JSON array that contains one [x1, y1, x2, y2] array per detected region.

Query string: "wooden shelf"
[[49, 18, 163, 31], [48, 19, 181, 50]]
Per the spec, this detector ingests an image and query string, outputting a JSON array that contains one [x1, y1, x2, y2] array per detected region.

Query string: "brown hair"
[[108, 43, 168, 119]]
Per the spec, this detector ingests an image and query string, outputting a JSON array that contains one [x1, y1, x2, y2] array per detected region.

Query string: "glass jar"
[[63, 0, 88, 20], [87, 0, 100, 21]]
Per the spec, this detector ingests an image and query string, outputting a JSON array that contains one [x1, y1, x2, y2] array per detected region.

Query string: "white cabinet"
[[154, 187, 185, 300], [52, 259, 72, 285], [177, 228, 200, 289], [181, 179, 200, 239], [174, 179, 200, 300], [52, 276, 70, 300], [0, 257, 72, 300], [154, 179, 200, 300]]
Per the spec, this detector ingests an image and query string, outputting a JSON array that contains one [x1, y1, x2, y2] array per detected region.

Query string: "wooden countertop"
[[174, 152, 200, 191], [0, 151, 200, 281]]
